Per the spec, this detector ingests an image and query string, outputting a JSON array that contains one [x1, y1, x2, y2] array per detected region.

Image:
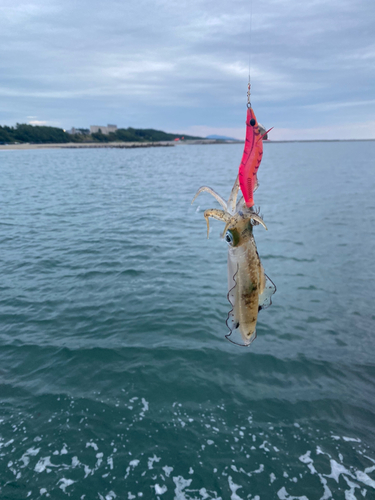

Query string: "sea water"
[[0, 142, 374, 499]]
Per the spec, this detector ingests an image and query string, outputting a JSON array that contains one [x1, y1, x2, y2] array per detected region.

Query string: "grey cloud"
[[0, 0, 374, 137]]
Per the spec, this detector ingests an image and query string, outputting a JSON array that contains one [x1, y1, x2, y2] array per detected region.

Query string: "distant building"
[[90, 124, 117, 135], [66, 127, 79, 135], [66, 127, 89, 135]]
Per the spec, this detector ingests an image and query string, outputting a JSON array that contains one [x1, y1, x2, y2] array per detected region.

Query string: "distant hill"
[[0, 124, 203, 144], [206, 134, 239, 141]]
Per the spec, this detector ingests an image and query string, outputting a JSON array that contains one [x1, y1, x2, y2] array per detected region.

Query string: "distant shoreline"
[[1, 138, 374, 151], [265, 138, 375, 144], [0, 139, 228, 150]]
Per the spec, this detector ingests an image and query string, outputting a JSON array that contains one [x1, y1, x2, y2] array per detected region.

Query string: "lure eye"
[[250, 118, 256, 126], [225, 231, 234, 246]]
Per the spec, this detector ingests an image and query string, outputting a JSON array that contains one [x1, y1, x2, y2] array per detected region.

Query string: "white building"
[[90, 124, 118, 135], [66, 127, 87, 135]]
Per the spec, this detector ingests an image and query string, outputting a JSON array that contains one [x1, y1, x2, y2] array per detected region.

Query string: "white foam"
[[343, 437, 361, 443], [140, 398, 149, 419], [277, 487, 308, 499], [19, 447, 40, 468], [173, 476, 192, 500], [162, 465, 173, 477], [299, 451, 317, 474], [198, 488, 211, 499], [19, 454, 30, 467], [86, 442, 99, 451], [96, 452, 103, 468], [355, 470, 375, 488], [58, 478, 75, 493], [343, 476, 360, 500], [148, 455, 161, 470], [227, 476, 243, 500], [326, 459, 354, 483], [154, 484, 167, 494], [259, 441, 270, 452], [34, 456, 55, 473], [125, 459, 140, 479], [299, 450, 332, 499], [270, 473, 276, 483]]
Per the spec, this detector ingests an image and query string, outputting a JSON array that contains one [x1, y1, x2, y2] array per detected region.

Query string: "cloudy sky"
[[1, 0, 374, 140]]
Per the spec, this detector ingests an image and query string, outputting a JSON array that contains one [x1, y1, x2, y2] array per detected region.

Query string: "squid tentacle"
[[191, 186, 227, 211], [203, 209, 230, 239], [235, 179, 258, 212], [235, 194, 245, 212], [243, 213, 267, 230], [222, 213, 267, 236], [227, 175, 240, 215]]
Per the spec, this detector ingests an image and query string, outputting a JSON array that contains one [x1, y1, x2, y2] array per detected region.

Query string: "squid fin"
[[225, 323, 257, 347], [258, 274, 276, 310], [225, 263, 257, 347]]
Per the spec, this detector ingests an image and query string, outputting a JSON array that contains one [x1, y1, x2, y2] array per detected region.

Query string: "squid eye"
[[225, 231, 233, 246]]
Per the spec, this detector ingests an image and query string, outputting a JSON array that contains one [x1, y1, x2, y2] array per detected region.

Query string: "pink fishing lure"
[[238, 106, 267, 208]]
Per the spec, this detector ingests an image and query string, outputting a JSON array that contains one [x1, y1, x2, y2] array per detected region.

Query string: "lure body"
[[238, 107, 264, 208], [192, 176, 275, 346]]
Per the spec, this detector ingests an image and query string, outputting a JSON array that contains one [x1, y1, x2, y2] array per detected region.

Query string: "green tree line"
[[0, 124, 202, 144]]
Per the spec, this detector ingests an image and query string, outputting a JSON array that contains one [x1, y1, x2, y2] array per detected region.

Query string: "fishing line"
[[248, 0, 253, 82], [247, 0, 253, 107]]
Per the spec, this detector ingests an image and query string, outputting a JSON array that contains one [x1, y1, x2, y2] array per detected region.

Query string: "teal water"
[[0, 142, 374, 499]]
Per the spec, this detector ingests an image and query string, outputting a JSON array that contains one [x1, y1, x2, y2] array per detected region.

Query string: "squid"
[[192, 175, 276, 346]]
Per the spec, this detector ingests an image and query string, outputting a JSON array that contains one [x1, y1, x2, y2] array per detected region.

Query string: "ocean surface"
[[0, 141, 374, 500]]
